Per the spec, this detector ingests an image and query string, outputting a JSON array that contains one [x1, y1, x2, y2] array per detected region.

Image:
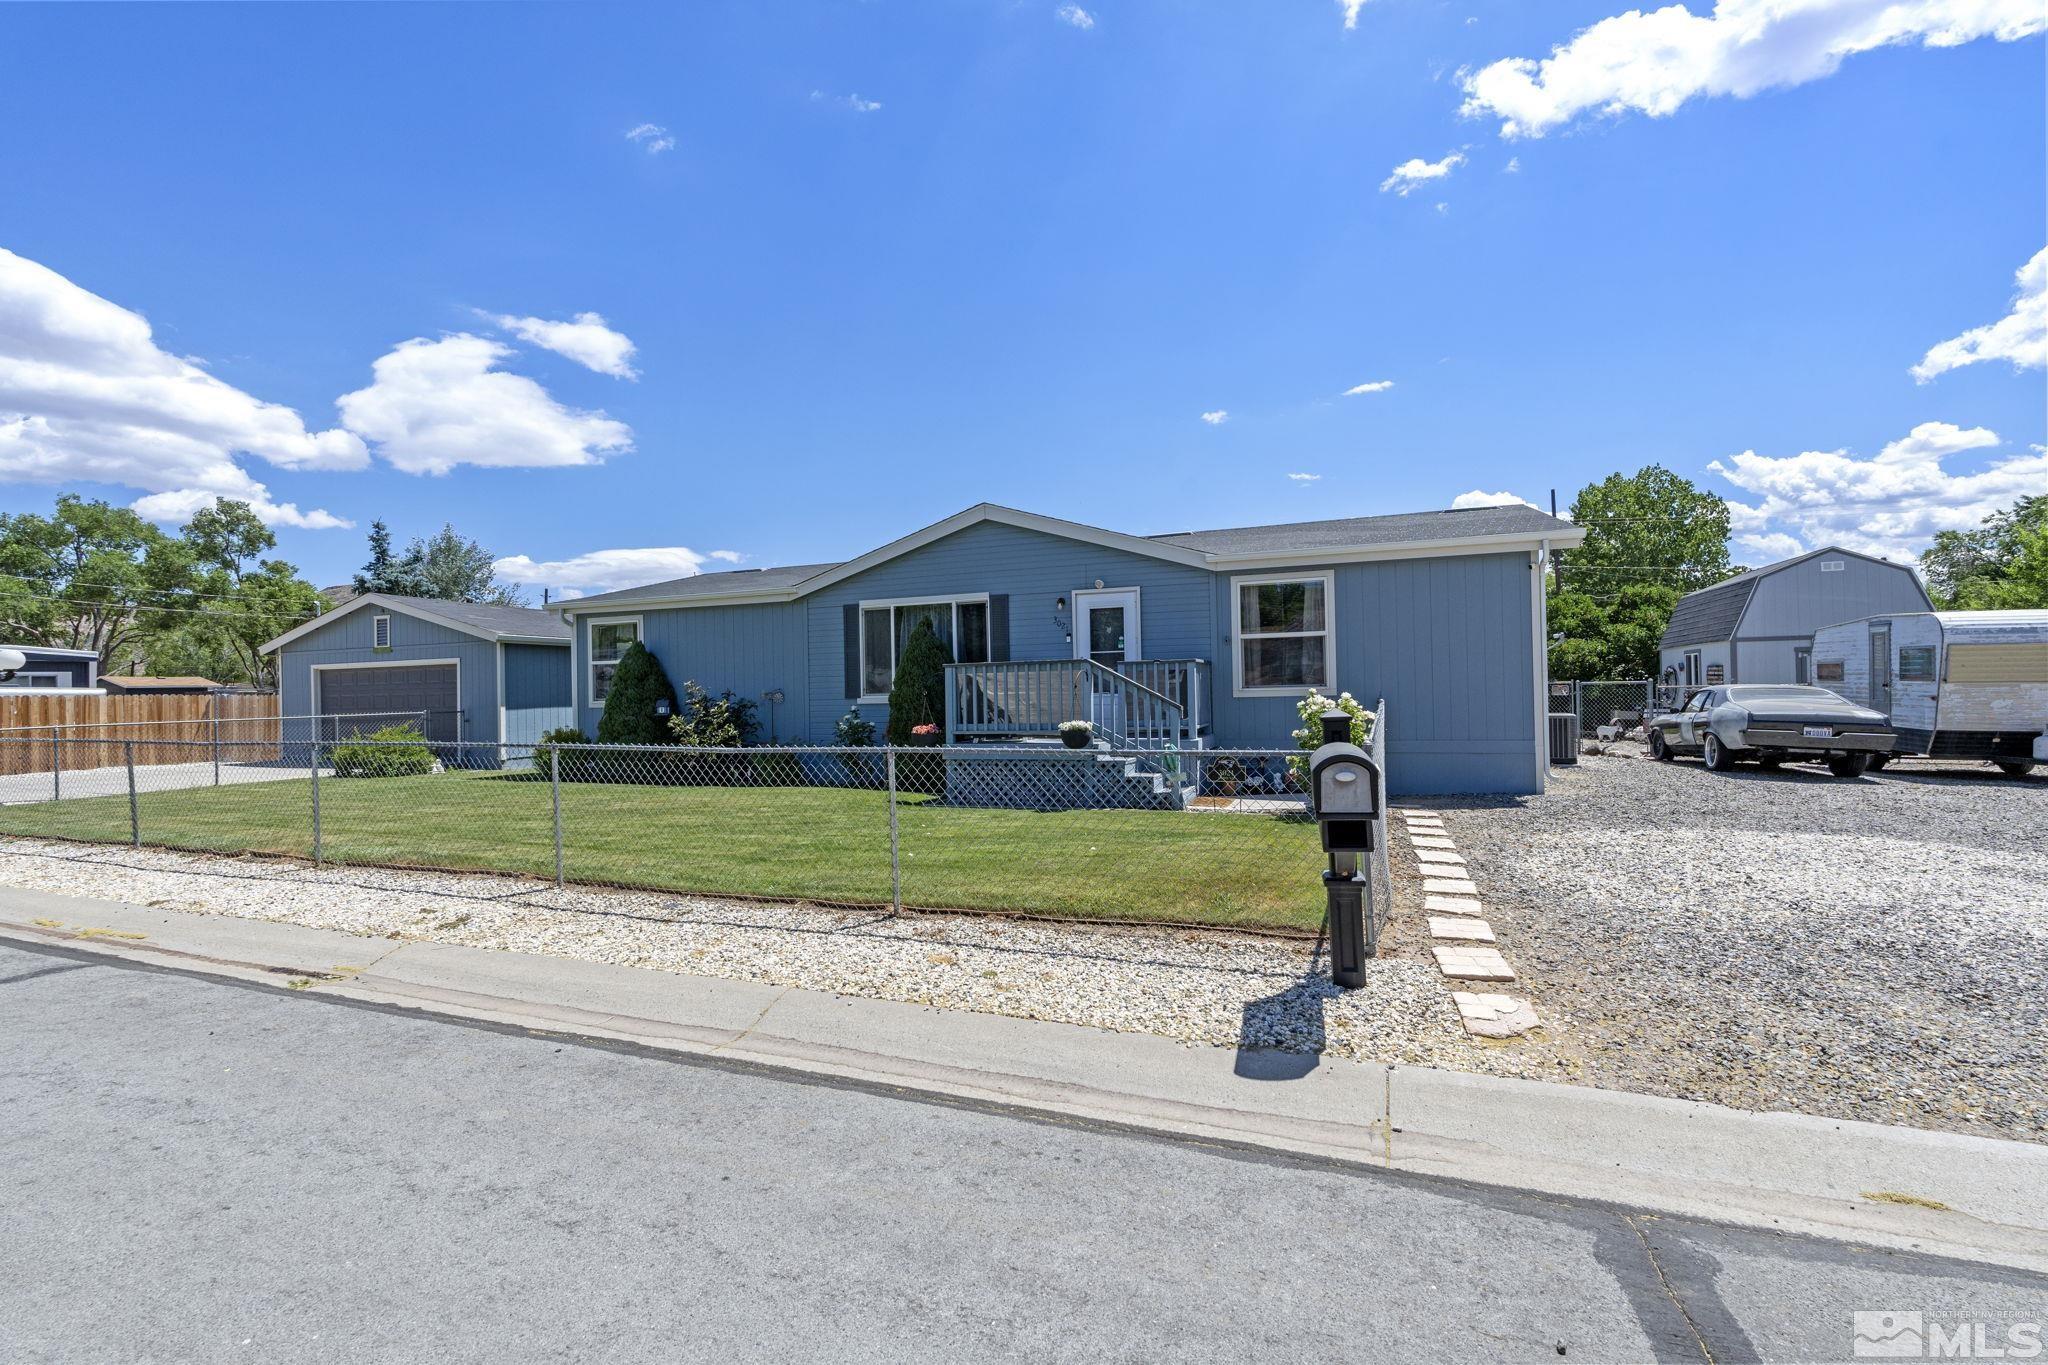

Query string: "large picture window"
[[858, 596, 989, 700], [588, 617, 642, 704], [1231, 573, 1333, 695]]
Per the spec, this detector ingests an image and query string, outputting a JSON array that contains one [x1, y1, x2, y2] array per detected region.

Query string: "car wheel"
[[1702, 733, 1736, 772], [1649, 730, 1672, 762], [1865, 753, 1891, 772], [1994, 759, 2036, 778], [1828, 753, 1869, 778]]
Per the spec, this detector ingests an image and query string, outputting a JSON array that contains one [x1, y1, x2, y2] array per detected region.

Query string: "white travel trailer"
[[1808, 610, 2048, 776]]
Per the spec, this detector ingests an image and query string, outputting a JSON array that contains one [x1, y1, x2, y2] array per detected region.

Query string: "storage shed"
[[262, 594, 572, 750], [1659, 546, 1931, 688]]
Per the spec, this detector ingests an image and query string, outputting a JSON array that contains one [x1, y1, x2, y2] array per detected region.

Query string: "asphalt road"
[[1, 942, 2039, 1364]]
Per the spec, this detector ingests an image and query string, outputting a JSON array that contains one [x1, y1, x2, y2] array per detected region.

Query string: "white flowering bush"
[[1288, 690, 1375, 783]]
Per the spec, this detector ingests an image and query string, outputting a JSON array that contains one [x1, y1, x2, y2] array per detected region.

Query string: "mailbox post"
[[1309, 708, 1380, 989]]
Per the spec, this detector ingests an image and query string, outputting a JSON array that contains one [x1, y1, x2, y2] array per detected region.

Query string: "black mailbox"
[[1309, 741, 1380, 853]]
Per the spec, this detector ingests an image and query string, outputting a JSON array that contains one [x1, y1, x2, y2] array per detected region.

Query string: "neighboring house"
[[557, 502, 1585, 795], [0, 644, 103, 692], [260, 593, 572, 748], [99, 675, 221, 696], [1658, 546, 1932, 689]]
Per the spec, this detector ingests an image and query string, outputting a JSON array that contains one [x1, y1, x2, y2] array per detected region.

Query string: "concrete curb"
[[4, 887, 2043, 1273]]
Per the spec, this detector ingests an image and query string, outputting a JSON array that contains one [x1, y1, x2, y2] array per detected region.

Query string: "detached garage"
[[263, 594, 572, 753]]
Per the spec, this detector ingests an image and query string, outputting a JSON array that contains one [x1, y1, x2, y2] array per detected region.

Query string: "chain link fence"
[[0, 705, 1393, 934], [1551, 679, 1670, 734]]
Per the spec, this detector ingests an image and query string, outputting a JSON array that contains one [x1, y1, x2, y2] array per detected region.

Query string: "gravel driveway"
[[1433, 749, 2046, 1143]]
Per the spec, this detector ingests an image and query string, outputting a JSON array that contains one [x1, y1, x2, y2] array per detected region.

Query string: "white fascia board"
[[262, 593, 551, 654]]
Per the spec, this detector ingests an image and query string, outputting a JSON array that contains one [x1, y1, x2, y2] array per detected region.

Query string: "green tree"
[[596, 641, 679, 745], [885, 617, 952, 744], [1561, 466, 1735, 598], [0, 495, 184, 666], [400, 524, 526, 605], [1546, 583, 1681, 680], [146, 500, 327, 689], [351, 519, 415, 596], [1921, 496, 2048, 609]]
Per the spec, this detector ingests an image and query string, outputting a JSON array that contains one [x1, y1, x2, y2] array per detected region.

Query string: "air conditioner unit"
[[1548, 712, 1580, 765]]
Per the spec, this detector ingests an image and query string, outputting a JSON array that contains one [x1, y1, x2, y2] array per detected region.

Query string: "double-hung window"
[[858, 596, 990, 700], [588, 618, 642, 705], [1232, 573, 1334, 695]]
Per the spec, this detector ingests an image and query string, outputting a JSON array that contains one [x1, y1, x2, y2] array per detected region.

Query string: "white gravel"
[[1428, 748, 2047, 1142], [0, 836, 1502, 1073]]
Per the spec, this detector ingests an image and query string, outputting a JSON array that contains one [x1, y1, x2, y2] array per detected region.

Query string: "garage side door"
[[316, 665, 460, 741]]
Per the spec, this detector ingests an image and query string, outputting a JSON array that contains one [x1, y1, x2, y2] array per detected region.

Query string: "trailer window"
[[1896, 646, 1936, 682], [1815, 661, 1845, 683]]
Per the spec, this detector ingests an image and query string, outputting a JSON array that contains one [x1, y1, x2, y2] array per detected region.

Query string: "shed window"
[[858, 597, 990, 700], [1232, 574, 1334, 694], [372, 614, 392, 650], [1896, 646, 1936, 682], [589, 619, 641, 704]]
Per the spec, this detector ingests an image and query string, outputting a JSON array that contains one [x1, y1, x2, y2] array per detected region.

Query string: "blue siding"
[[503, 642, 574, 746], [275, 608, 494, 744], [573, 601, 810, 742], [568, 527, 1544, 795], [801, 520, 1216, 740]]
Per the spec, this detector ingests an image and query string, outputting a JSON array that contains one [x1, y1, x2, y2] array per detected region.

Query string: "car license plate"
[[1802, 726, 1833, 738]]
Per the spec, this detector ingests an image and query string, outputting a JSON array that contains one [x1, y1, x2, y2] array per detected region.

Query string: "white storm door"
[[1073, 590, 1141, 670]]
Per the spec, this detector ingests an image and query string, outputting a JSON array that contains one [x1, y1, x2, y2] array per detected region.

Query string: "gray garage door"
[[316, 665, 460, 742]]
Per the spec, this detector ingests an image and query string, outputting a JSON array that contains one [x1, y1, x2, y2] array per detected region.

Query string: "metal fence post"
[[124, 740, 139, 848], [210, 692, 221, 787], [886, 748, 902, 913], [51, 729, 61, 803], [310, 739, 323, 866], [549, 746, 564, 889]]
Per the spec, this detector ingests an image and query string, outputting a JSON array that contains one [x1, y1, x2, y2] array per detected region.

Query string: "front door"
[[1870, 625, 1893, 716], [1073, 590, 1140, 670]]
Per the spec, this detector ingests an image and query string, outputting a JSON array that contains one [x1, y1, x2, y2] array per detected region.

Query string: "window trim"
[[372, 614, 392, 650], [1229, 571, 1336, 698], [586, 615, 644, 709], [1682, 650, 1702, 687], [856, 593, 991, 704]]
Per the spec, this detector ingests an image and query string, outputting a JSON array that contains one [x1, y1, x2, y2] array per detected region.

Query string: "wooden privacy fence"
[[0, 693, 282, 776]]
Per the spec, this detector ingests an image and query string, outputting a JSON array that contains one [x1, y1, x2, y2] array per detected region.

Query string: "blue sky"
[[1, 0, 2042, 596]]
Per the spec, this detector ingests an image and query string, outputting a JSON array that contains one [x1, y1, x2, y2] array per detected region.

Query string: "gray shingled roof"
[[375, 595, 571, 641], [1659, 577, 1760, 649], [1151, 503, 1576, 555], [562, 563, 843, 611]]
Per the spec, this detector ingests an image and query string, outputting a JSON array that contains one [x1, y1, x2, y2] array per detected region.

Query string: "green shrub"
[[596, 642, 678, 746], [329, 724, 436, 778], [885, 618, 951, 745], [835, 705, 880, 788], [537, 727, 596, 783], [669, 681, 760, 747]]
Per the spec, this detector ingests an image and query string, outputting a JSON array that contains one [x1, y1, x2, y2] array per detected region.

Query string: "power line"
[[0, 589, 320, 625]]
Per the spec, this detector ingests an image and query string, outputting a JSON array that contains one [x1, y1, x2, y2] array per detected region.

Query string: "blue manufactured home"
[[557, 503, 1586, 795], [262, 593, 573, 750]]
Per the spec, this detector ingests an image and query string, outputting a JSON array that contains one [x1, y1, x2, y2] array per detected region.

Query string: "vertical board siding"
[[0, 693, 281, 775], [276, 607, 500, 743], [502, 642, 574, 746], [575, 601, 810, 742]]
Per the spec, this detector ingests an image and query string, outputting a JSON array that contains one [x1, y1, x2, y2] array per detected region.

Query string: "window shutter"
[[843, 604, 861, 698], [987, 595, 1009, 663]]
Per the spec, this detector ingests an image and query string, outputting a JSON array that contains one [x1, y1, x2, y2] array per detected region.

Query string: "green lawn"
[[0, 770, 1328, 931]]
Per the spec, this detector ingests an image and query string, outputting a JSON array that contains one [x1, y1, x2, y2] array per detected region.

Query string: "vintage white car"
[[1647, 685, 1896, 777]]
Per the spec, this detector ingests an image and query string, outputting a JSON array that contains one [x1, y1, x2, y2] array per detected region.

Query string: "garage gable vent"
[[372, 614, 392, 649], [1818, 560, 1845, 573]]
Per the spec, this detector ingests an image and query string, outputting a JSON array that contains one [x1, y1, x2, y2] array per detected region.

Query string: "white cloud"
[[1288, 472, 1322, 482], [1912, 246, 2047, 382], [1343, 379, 1394, 395], [0, 246, 356, 530], [492, 547, 736, 595], [1711, 420, 2048, 559], [1380, 151, 1465, 196], [335, 334, 633, 477], [811, 90, 882, 113], [1199, 410, 1229, 425], [1056, 4, 1095, 29], [1338, 0, 1368, 30], [1459, 0, 2046, 139], [625, 123, 675, 154], [1452, 488, 1540, 509], [483, 310, 639, 379], [1736, 531, 1805, 561], [1503, 156, 1521, 173]]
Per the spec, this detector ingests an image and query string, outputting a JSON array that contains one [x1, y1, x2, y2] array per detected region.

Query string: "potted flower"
[[1208, 754, 1245, 797], [1058, 719, 1094, 750], [908, 722, 942, 748]]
